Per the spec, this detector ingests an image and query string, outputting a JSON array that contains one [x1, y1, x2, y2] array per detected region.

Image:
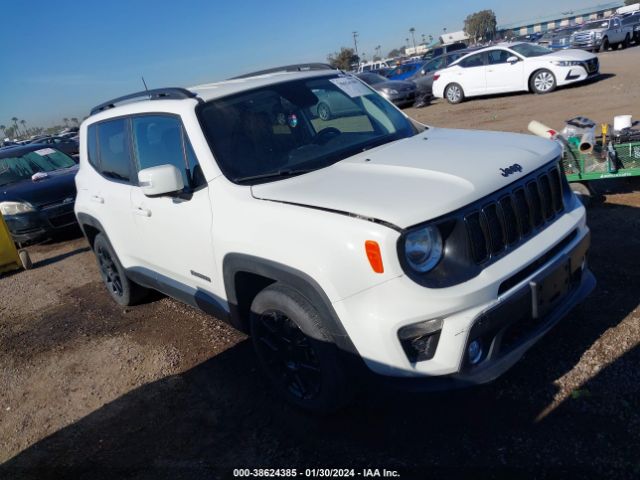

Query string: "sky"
[[0, 0, 607, 128]]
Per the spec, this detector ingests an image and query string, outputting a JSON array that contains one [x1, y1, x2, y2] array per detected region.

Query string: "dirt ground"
[[2, 47, 640, 479]]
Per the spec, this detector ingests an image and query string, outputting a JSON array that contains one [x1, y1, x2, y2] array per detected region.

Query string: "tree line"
[[1, 117, 83, 141], [327, 9, 499, 70]]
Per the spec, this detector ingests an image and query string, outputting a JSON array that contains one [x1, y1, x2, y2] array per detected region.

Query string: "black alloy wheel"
[[97, 242, 124, 298], [253, 309, 322, 401]]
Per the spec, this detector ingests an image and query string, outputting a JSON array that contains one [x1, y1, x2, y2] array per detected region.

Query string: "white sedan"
[[432, 42, 599, 104]]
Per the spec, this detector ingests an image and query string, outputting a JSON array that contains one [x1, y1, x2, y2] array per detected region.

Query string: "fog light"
[[398, 318, 443, 363], [468, 340, 483, 365]]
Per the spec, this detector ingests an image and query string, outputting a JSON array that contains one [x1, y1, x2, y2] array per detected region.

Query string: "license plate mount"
[[529, 260, 571, 319]]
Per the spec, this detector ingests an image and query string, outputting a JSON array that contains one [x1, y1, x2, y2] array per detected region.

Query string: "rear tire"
[[250, 283, 353, 413], [93, 233, 147, 306], [444, 83, 464, 104], [622, 34, 630, 49]]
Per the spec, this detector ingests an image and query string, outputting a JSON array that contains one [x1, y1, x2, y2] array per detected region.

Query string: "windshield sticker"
[[329, 77, 370, 98], [34, 148, 57, 156]]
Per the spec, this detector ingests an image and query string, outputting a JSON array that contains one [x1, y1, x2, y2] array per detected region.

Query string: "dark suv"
[[421, 42, 467, 61]]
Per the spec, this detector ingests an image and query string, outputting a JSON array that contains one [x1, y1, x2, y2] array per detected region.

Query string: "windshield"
[[356, 73, 387, 85], [582, 20, 609, 29], [509, 43, 553, 57], [0, 148, 75, 186], [197, 74, 418, 184]]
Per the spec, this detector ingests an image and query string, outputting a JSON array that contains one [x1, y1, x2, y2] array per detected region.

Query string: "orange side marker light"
[[365, 240, 384, 274]]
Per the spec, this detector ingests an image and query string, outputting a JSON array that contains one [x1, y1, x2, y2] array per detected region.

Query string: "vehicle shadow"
[[32, 246, 91, 269], [1, 201, 639, 478]]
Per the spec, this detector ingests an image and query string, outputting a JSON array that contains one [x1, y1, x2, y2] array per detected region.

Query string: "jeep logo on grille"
[[500, 163, 523, 177]]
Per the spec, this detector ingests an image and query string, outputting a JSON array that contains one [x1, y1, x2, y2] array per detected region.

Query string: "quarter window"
[[87, 125, 99, 170], [96, 119, 132, 182], [459, 53, 485, 68], [131, 115, 204, 189]]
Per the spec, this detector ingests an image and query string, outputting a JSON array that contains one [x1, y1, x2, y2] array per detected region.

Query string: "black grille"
[[464, 164, 565, 264]]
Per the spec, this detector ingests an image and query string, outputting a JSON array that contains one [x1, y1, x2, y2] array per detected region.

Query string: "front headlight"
[[382, 88, 398, 95], [553, 60, 582, 67], [404, 226, 443, 273], [595, 32, 603, 39], [0, 201, 35, 216]]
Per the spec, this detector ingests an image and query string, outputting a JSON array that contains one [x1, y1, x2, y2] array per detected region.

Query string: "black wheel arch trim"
[[223, 253, 358, 354]]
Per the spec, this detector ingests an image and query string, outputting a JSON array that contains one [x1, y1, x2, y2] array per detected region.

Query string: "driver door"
[[128, 114, 216, 292], [485, 49, 525, 93]]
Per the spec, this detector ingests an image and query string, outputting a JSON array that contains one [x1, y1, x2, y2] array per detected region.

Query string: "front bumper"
[[3, 201, 77, 243], [383, 91, 417, 106], [333, 195, 594, 385]]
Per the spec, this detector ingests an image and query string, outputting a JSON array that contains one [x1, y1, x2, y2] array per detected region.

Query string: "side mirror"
[[138, 164, 184, 196], [507, 56, 519, 64]]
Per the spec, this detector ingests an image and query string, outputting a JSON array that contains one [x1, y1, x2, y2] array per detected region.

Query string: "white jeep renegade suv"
[[75, 66, 595, 411]]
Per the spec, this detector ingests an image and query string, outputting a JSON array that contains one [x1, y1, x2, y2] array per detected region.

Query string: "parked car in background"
[[433, 42, 599, 104], [357, 60, 390, 73], [355, 72, 417, 107], [538, 26, 581, 50], [0, 144, 78, 245], [313, 88, 361, 120], [29, 136, 79, 156], [385, 62, 423, 81], [409, 48, 478, 104], [571, 17, 633, 51], [421, 42, 467, 61], [621, 12, 640, 42]]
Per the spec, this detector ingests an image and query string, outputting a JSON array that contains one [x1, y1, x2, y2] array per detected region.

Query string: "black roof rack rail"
[[230, 63, 337, 80], [89, 88, 199, 116]]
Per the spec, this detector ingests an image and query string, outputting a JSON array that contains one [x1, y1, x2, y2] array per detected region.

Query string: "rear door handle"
[[91, 195, 104, 204], [133, 207, 152, 217]]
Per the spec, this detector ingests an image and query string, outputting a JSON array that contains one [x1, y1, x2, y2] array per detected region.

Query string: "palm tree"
[[409, 27, 417, 51], [63, 117, 69, 127], [71, 117, 79, 126], [0, 125, 6, 137], [20, 120, 27, 135]]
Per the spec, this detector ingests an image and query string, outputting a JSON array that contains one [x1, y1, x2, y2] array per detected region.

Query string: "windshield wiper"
[[234, 168, 314, 183]]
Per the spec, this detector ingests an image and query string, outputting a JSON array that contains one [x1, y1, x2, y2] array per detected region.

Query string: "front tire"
[[250, 283, 353, 413], [444, 83, 464, 104], [530, 69, 556, 94], [93, 233, 147, 306], [600, 37, 609, 52], [570, 182, 592, 207], [317, 102, 331, 121]]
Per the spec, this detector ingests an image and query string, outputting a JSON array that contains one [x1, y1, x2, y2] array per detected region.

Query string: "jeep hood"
[[251, 128, 561, 229]]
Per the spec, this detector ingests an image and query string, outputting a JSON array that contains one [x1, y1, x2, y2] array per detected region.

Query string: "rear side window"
[[131, 115, 204, 189], [87, 125, 99, 170], [459, 53, 485, 68], [96, 119, 132, 182]]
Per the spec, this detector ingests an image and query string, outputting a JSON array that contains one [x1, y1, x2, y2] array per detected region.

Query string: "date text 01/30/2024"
[[232, 468, 401, 478]]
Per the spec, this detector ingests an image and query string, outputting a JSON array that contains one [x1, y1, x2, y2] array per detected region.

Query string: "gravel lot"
[[1, 47, 640, 479]]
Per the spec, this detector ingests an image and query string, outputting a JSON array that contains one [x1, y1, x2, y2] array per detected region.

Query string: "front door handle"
[[133, 207, 152, 217], [91, 195, 104, 204]]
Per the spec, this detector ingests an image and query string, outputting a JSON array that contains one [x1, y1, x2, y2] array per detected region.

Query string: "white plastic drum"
[[613, 115, 632, 131]]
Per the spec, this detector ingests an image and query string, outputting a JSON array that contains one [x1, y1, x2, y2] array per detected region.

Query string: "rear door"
[[455, 52, 487, 95], [87, 119, 137, 267], [128, 114, 216, 292], [485, 49, 525, 93]]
